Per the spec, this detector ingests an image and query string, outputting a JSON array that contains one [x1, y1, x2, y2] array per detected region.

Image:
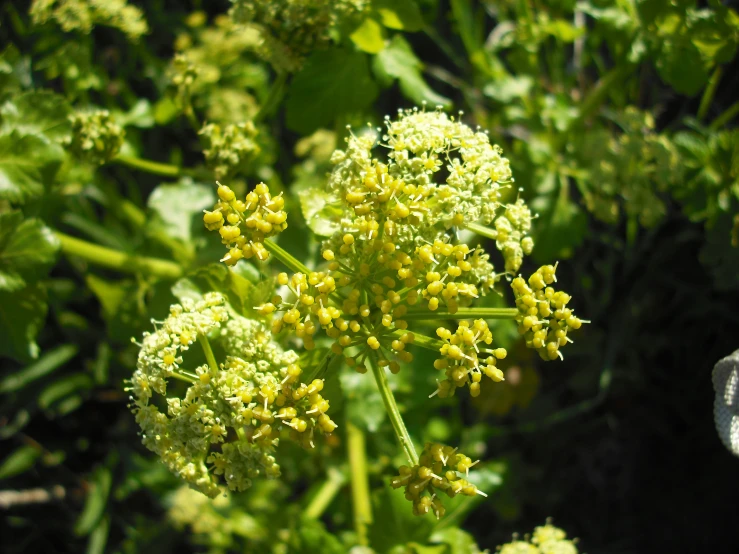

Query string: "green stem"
[[710, 99, 739, 131], [698, 66, 723, 122], [254, 73, 288, 124], [198, 334, 219, 373], [403, 307, 519, 320], [391, 329, 444, 352], [304, 467, 346, 520], [112, 155, 182, 178], [346, 423, 372, 546], [368, 354, 418, 466], [56, 232, 183, 280], [263, 239, 310, 275], [169, 371, 196, 384], [464, 222, 496, 241]]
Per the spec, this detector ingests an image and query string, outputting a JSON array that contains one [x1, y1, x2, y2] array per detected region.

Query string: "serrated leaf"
[[298, 189, 344, 237], [0, 284, 47, 361], [147, 180, 215, 242], [0, 90, 72, 143], [0, 445, 40, 479], [75, 465, 113, 536], [286, 49, 378, 135], [0, 131, 64, 204], [0, 212, 60, 291], [0, 344, 78, 393], [373, 35, 451, 108], [373, 0, 425, 31], [351, 17, 387, 54]]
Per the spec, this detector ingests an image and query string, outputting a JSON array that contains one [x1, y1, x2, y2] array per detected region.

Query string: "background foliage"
[[1, 0, 738, 552]]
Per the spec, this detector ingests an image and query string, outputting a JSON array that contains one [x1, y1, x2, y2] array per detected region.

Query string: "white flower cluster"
[[128, 293, 336, 498]]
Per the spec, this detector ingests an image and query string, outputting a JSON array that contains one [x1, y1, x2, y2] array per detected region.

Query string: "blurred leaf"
[[531, 174, 588, 262], [86, 274, 129, 319], [0, 131, 64, 204], [483, 75, 534, 103], [0, 90, 72, 142], [38, 373, 93, 411], [298, 189, 344, 237], [87, 515, 110, 554], [0, 344, 78, 393], [369, 481, 435, 551], [0, 284, 47, 361], [117, 99, 155, 128], [374, 35, 451, 108], [147, 179, 215, 242], [286, 49, 378, 134], [75, 464, 113, 536], [0, 445, 40, 479], [0, 212, 60, 292], [373, 0, 425, 31], [654, 40, 707, 96], [351, 17, 387, 54], [339, 365, 386, 432], [429, 528, 481, 553]]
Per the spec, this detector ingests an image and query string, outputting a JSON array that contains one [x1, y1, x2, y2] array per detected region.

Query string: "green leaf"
[[0, 90, 72, 143], [351, 17, 387, 53], [373, 0, 425, 31], [147, 180, 216, 242], [339, 365, 386, 432], [38, 373, 93, 411], [298, 189, 344, 237], [429, 528, 481, 554], [75, 465, 113, 536], [86, 274, 129, 319], [86, 515, 110, 554], [369, 482, 435, 551], [286, 49, 379, 134], [0, 344, 78, 393], [0, 212, 60, 291], [0, 131, 64, 204], [373, 35, 451, 108], [483, 75, 534, 103], [172, 263, 255, 316], [0, 285, 47, 361], [0, 445, 40, 479], [654, 40, 708, 96]]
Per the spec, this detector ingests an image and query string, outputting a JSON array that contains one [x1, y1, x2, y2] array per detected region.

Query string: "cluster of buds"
[[498, 521, 579, 554], [64, 109, 125, 165], [512, 265, 585, 361], [203, 182, 287, 264], [199, 121, 260, 180], [434, 320, 507, 398], [490, 199, 535, 273], [229, 0, 369, 72], [29, 0, 149, 40], [127, 293, 335, 498], [391, 443, 486, 518]]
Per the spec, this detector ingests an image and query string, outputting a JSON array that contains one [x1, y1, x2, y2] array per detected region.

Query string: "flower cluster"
[[30, 0, 148, 40], [199, 121, 260, 180], [229, 0, 369, 72], [391, 442, 486, 518], [434, 320, 507, 398], [127, 292, 336, 498], [203, 182, 287, 265], [512, 265, 584, 361], [64, 109, 125, 165], [498, 522, 579, 554]]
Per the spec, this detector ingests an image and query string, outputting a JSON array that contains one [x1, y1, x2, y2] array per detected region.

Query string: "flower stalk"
[[56, 232, 183, 280], [346, 422, 372, 546]]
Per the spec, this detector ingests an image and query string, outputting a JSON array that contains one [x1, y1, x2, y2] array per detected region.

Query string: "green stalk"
[[112, 155, 182, 178], [304, 467, 346, 520], [698, 66, 723, 122], [263, 239, 311, 275], [403, 307, 519, 320], [464, 221, 496, 241], [369, 354, 418, 466], [169, 372, 196, 384], [391, 329, 444, 352], [346, 423, 372, 546], [198, 334, 219, 374], [254, 73, 288, 124], [56, 232, 183, 280], [710, 100, 739, 130]]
